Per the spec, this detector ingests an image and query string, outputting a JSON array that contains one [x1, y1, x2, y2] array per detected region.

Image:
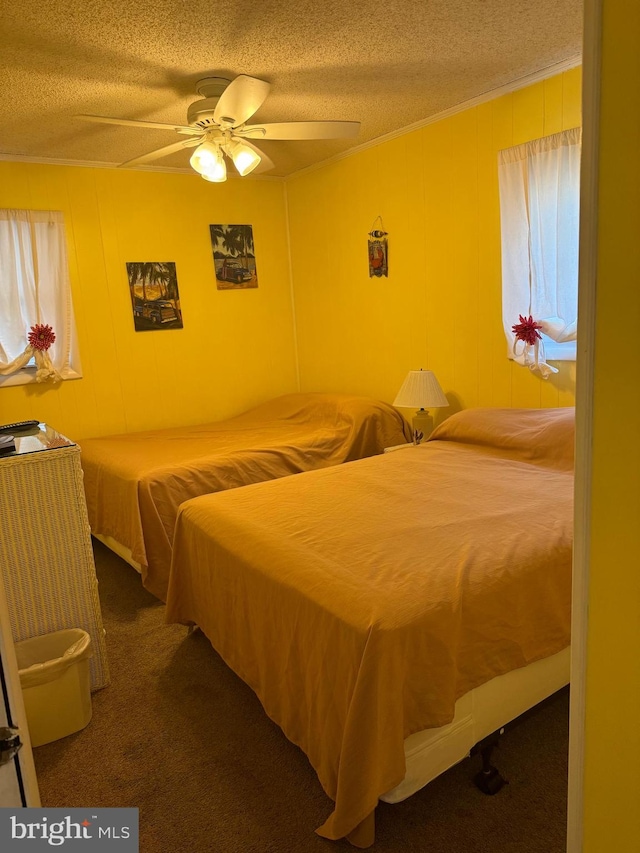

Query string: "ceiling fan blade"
[[75, 115, 201, 136], [119, 137, 202, 168], [213, 75, 271, 128], [238, 121, 360, 141]]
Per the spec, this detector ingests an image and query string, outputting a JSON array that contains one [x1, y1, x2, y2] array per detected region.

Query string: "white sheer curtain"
[[498, 127, 581, 378], [0, 209, 80, 385]]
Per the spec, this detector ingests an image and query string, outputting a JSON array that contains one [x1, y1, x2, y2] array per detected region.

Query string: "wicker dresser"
[[0, 425, 109, 690]]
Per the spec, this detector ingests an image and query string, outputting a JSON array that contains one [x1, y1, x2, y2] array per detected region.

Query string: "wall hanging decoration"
[[210, 224, 258, 290], [0, 323, 61, 383], [126, 262, 183, 332], [368, 216, 389, 278]]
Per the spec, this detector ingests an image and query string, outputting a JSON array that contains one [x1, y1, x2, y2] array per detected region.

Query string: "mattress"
[[165, 406, 575, 846], [80, 392, 411, 600]]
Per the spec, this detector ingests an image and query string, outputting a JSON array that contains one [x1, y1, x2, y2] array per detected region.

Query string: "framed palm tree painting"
[[210, 224, 258, 290], [126, 262, 184, 331]]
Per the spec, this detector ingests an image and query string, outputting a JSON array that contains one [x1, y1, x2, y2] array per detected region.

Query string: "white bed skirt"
[[383, 646, 570, 803], [93, 534, 143, 574]]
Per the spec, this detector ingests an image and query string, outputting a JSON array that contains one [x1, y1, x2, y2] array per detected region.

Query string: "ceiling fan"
[[75, 75, 360, 182]]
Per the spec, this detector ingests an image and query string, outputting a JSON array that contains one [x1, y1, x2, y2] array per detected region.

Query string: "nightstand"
[[0, 424, 110, 690]]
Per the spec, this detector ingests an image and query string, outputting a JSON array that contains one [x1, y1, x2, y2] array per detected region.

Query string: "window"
[[498, 128, 581, 377], [0, 209, 81, 387]]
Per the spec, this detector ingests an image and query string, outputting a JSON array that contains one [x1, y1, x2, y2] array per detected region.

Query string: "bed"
[[79, 392, 411, 601], [164, 405, 574, 846]]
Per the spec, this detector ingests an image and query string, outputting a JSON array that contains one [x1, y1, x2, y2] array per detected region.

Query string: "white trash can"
[[16, 628, 93, 747]]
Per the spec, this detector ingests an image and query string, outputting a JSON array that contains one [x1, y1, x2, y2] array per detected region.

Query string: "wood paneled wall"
[[286, 68, 581, 423], [0, 165, 297, 438]]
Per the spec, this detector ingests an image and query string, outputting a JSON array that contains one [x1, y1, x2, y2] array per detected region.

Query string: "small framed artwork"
[[210, 224, 258, 290], [126, 262, 183, 331]]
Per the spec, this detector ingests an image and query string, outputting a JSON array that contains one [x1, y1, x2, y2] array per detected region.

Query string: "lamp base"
[[412, 410, 434, 444]]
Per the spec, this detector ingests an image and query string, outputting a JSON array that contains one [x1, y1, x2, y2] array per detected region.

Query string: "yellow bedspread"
[[80, 393, 411, 600], [165, 406, 574, 846]]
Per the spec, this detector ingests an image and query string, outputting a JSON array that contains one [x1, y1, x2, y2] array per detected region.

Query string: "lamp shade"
[[228, 140, 261, 176], [190, 141, 227, 182], [201, 161, 227, 183], [393, 370, 448, 410]]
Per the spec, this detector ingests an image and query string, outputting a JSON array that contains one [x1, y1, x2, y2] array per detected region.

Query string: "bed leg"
[[471, 729, 508, 795]]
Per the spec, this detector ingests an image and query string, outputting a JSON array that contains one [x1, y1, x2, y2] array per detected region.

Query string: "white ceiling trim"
[[0, 153, 282, 180], [285, 55, 583, 181]]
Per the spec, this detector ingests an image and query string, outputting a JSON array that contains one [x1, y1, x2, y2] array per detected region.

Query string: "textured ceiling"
[[0, 0, 583, 178]]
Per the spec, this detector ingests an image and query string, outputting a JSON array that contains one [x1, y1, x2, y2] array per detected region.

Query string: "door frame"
[[566, 0, 601, 848], [0, 568, 40, 807]]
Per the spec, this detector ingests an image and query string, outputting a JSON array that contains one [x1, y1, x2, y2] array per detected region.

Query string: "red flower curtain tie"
[[28, 324, 56, 351], [511, 314, 559, 378], [0, 324, 62, 383]]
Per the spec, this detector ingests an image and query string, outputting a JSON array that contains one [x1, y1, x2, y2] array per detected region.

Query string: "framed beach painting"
[[126, 262, 183, 331], [210, 224, 258, 290]]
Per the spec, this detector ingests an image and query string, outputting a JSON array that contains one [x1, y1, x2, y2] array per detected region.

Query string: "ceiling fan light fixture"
[[228, 139, 261, 176], [190, 140, 226, 181], [200, 164, 227, 183], [76, 74, 360, 178]]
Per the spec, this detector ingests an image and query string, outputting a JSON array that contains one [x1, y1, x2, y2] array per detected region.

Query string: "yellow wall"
[[0, 164, 298, 438], [582, 1, 640, 848], [0, 72, 581, 440], [286, 68, 581, 423]]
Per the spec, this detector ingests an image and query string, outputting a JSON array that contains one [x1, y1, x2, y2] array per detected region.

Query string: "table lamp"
[[393, 369, 449, 443]]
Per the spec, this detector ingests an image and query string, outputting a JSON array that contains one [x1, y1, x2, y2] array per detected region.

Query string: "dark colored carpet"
[[33, 541, 569, 852]]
